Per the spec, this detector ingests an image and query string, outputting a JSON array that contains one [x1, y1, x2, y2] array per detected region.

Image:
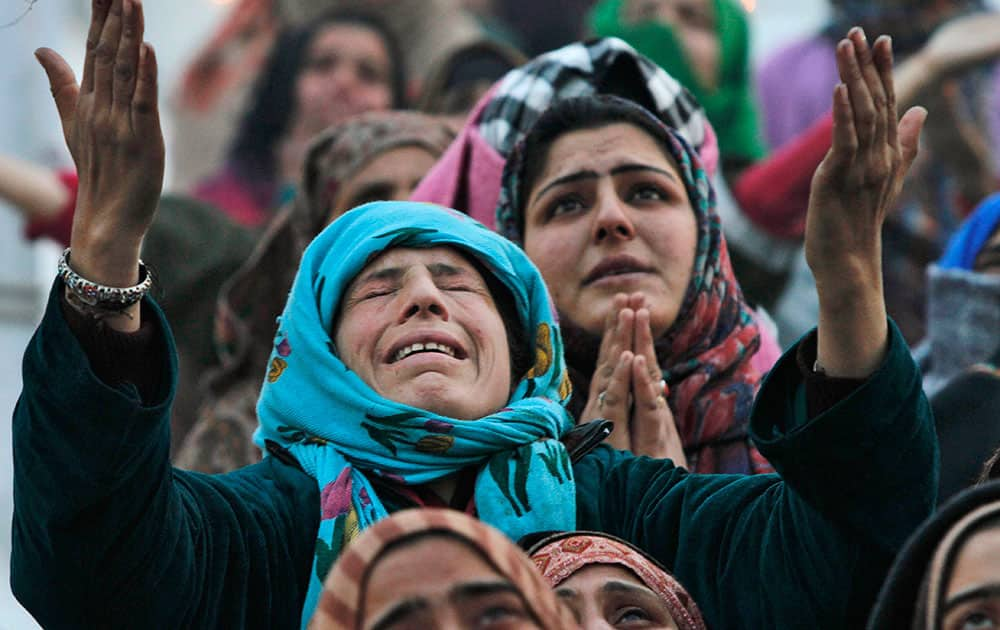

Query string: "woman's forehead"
[[537, 123, 683, 186]]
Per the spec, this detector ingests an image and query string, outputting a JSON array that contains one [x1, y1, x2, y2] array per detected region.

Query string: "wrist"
[[66, 237, 143, 287]]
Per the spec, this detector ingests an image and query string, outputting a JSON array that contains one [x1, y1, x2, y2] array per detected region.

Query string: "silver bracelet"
[[57, 248, 152, 311]]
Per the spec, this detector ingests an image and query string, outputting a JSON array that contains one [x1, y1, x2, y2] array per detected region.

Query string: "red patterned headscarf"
[[528, 531, 706, 630], [311, 509, 577, 630], [499, 95, 769, 474]]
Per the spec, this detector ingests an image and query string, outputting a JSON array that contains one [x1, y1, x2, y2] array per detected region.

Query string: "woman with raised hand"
[[13, 2, 934, 628]]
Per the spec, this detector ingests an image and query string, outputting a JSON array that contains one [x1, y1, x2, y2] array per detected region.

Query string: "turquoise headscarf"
[[254, 201, 576, 627]]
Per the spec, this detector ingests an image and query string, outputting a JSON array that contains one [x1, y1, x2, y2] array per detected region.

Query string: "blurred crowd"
[[5, 0, 1000, 628]]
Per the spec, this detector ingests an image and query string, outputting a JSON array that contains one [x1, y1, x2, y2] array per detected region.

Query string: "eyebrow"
[[369, 597, 430, 630], [943, 583, 1000, 612], [354, 262, 470, 287], [531, 163, 680, 205], [367, 581, 522, 630], [345, 181, 396, 209], [602, 579, 659, 598], [450, 580, 525, 603]]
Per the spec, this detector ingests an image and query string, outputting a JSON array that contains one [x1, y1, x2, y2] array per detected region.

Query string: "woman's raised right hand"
[[36, 0, 163, 295]]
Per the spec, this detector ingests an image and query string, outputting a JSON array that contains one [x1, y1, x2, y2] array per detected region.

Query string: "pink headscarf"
[[411, 37, 718, 228]]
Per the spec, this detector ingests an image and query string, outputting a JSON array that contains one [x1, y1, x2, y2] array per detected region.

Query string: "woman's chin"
[[392, 386, 498, 421]]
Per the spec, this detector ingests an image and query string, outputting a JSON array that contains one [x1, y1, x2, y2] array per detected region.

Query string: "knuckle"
[[94, 41, 115, 64], [114, 63, 135, 83], [134, 100, 155, 116]]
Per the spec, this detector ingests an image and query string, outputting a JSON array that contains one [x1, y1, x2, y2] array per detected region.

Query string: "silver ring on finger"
[[597, 390, 607, 410]]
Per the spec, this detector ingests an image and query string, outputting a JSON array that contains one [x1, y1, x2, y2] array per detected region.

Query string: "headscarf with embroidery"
[[589, 0, 766, 166], [527, 531, 706, 630], [312, 509, 577, 630], [498, 95, 765, 475], [175, 112, 455, 474], [410, 36, 716, 228], [255, 201, 577, 626]]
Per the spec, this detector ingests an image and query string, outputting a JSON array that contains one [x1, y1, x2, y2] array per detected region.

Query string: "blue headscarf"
[[254, 201, 576, 627], [939, 193, 1000, 270]]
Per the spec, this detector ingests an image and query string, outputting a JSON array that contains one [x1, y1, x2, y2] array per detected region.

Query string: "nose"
[[397, 270, 449, 323], [591, 185, 636, 243], [325, 62, 359, 96], [582, 617, 617, 630]]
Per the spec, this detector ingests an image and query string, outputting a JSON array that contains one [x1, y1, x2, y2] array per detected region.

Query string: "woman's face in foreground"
[[554, 564, 679, 629], [941, 526, 1000, 630], [523, 123, 698, 338], [335, 247, 511, 420], [296, 23, 394, 134], [361, 536, 542, 630]]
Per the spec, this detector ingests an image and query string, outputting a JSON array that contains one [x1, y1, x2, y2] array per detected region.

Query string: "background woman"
[[915, 195, 1000, 499], [589, 0, 766, 172], [194, 8, 406, 227]]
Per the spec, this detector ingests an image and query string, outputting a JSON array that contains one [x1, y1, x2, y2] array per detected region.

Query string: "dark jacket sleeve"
[[574, 319, 937, 630], [11, 280, 318, 629]]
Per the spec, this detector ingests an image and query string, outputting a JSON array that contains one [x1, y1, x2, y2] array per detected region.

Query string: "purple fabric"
[[757, 34, 1000, 156], [755, 36, 839, 151]]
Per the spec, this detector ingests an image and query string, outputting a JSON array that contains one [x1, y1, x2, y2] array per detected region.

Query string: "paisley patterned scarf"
[[498, 96, 766, 474], [254, 201, 576, 626]]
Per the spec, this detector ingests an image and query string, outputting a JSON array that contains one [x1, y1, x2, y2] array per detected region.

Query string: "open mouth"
[[393, 341, 458, 363], [387, 334, 468, 364], [583, 255, 655, 285]]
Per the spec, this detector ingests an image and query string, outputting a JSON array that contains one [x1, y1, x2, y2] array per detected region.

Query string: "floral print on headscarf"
[[254, 201, 577, 626]]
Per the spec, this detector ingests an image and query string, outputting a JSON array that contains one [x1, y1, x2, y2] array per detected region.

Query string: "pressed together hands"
[[40, 0, 928, 457]]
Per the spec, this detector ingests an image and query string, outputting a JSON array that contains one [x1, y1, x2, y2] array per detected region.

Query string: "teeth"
[[394, 341, 457, 362]]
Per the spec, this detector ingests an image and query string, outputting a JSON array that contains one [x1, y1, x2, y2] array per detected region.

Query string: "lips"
[[386, 332, 468, 364], [582, 255, 655, 285]]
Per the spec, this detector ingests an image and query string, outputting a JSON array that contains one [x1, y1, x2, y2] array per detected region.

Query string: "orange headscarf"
[[312, 509, 577, 629]]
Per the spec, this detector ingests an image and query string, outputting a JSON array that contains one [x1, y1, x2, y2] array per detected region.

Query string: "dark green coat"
[[11, 284, 936, 629]]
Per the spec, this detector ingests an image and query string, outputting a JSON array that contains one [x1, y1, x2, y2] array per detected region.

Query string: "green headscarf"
[[590, 0, 766, 165]]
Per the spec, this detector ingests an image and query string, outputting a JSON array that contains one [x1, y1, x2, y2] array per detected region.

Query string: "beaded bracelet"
[[57, 248, 152, 311]]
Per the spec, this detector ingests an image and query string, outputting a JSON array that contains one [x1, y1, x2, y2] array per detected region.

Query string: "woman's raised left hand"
[[36, 0, 163, 309], [805, 29, 926, 378]]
